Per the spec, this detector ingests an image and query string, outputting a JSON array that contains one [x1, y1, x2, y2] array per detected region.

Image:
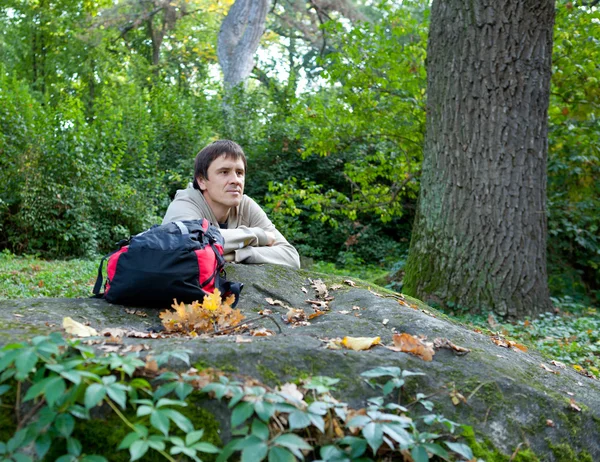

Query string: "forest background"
[[0, 0, 598, 357]]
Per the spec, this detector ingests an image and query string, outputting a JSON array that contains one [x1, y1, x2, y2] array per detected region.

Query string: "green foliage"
[[0, 334, 220, 462], [456, 297, 600, 378], [0, 250, 96, 299], [547, 2, 600, 302]]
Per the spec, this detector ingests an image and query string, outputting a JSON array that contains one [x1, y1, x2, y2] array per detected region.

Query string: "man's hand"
[[265, 231, 276, 246]]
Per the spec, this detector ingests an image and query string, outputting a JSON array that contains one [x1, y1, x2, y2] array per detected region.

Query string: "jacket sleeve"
[[226, 200, 301, 269]]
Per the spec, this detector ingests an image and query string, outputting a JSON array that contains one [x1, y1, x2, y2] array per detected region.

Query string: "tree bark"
[[217, 0, 270, 90], [403, 0, 555, 319]]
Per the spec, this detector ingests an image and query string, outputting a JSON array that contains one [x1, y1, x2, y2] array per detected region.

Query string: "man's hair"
[[193, 140, 247, 190]]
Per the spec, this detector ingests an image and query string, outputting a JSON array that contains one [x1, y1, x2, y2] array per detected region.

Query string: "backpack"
[[93, 219, 242, 307]]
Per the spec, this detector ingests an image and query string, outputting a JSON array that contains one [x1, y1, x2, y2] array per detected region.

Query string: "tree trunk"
[[403, 0, 555, 319], [217, 0, 270, 90]]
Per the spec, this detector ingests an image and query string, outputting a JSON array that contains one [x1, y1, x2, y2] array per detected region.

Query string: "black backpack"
[[93, 219, 242, 307]]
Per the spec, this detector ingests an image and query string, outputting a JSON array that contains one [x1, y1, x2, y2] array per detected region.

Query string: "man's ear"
[[196, 176, 206, 191]]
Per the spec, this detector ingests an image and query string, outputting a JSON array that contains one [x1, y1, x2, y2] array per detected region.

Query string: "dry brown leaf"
[[540, 363, 560, 374], [433, 338, 471, 355], [330, 284, 343, 291], [368, 289, 382, 298], [382, 319, 389, 325], [122, 344, 149, 353], [569, 398, 582, 412], [397, 299, 410, 307], [98, 345, 121, 353], [341, 336, 381, 351], [353, 313, 361, 317], [306, 299, 329, 309], [100, 328, 128, 338], [145, 357, 159, 373], [323, 337, 344, 350], [265, 298, 292, 309], [352, 305, 361, 311], [278, 383, 305, 403], [251, 328, 275, 337], [389, 333, 435, 361], [13, 313, 23, 318], [450, 389, 467, 406], [511, 342, 528, 352], [344, 279, 356, 287], [311, 279, 329, 298], [236, 335, 252, 343], [339, 310, 350, 314], [125, 308, 148, 317], [63, 317, 98, 337], [308, 311, 326, 320], [551, 360, 567, 369], [546, 419, 555, 427], [285, 308, 307, 323], [301, 287, 308, 293]]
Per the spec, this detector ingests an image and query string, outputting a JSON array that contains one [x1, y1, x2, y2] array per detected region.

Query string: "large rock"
[[1, 264, 599, 460]]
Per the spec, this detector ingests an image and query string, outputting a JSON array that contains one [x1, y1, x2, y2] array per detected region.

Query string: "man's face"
[[197, 154, 245, 219]]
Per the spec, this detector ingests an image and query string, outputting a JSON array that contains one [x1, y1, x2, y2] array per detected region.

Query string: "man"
[[162, 140, 301, 269]]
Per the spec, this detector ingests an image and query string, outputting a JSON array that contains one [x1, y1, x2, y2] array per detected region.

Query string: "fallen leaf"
[[236, 335, 252, 343], [382, 319, 389, 325], [278, 383, 305, 403], [63, 317, 98, 337], [487, 313, 497, 329], [341, 336, 381, 351], [301, 287, 308, 294], [569, 398, 581, 412], [541, 363, 559, 375], [433, 338, 471, 355], [397, 299, 410, 307], [420, 309, 436, 317], [100, 328, 128, 338], [339, 310, 350, 314], [546, 419, 555, 427], [551, 360, 567, 369], [323, 337, 344, 350], [308, 311, 326, 320], [38, 280, 44, 288], [251, 328, 275, 337], [344, 279, 356, 287], [311, 279, 328, 298], [285, 308, 307, 323], [511, 342, 528, 352], [389, 333, 435, 361], [353, 313, 361, 317], [125, 308, 148, 317], [122, 344, 148, 353], [330, 284, 343, 291], [352, 305, 361, 311], [368, 289, 382, 298], [306, 299, 329, 310], [13, 313, 23, 318], [266, 298, 292, 309], [145, 357, 159, 373], [450, 389, 467, 406]]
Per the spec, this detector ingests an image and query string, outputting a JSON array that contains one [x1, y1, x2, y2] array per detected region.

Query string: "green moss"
[[461, 426, 539, 462], [256, 363, 280, 386], [44, 391, 221, 461], [0, 383, 17, 441], [548, 441, 593, 462]]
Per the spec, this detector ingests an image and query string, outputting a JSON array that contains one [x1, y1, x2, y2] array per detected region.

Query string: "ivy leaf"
[[84, 383, 106, 409], [129, 440, 149, 461], [268, 446, 296, 462], [231, 402, 254, 428], [251, 419, 270, 441], [360, 366, 401, 378], [55, 414, 75, 438], [362, 422, 383, 454], [34, 433, 52, 459], [66, 437, 82, 456], [15, 348, 38, 380], [445, 442, 474, 460], [150, 409, 170, 436], [273, 433, 312, 458], [411, 445, 429, 462]]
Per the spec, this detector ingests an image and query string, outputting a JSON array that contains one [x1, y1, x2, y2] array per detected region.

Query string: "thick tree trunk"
[[217, 0, 270, 90], [403, 0, 555, 319]]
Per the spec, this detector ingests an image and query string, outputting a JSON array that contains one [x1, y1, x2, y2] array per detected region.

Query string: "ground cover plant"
[[0, 332, 477, 461]]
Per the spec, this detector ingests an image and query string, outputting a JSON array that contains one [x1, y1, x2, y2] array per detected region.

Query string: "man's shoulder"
[[173, 184, 201, 202]]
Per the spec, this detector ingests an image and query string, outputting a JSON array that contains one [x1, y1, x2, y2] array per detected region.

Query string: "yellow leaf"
[[341, 336, 381, 351], [63, 317, 98, 337], [389, 333, 435, 361], [202, 289, 222, 311]]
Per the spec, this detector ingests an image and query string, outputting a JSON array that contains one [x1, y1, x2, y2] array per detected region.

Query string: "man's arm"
[[225, 199, 300, 269]]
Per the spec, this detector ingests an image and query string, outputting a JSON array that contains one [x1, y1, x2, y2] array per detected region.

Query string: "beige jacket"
[[162, 185, 300, 269]]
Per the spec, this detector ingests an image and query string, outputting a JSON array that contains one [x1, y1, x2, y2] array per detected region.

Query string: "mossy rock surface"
[[1, 264, 599, 461]]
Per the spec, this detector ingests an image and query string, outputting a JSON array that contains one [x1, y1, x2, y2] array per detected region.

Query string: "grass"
[[0, 250, 98, 299], [1, 252, 598, 378]]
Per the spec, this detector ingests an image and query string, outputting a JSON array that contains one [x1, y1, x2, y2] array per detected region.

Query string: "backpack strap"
[[174, 221, 189, 235], [92, 248, 121, 298]]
